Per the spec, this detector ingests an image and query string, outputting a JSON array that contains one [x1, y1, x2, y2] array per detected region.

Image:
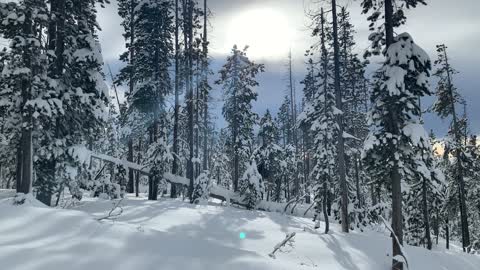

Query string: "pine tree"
[[216, 45, 264, 192], [239, 159, 264, 210], [278, 96, 293, 147], [363, 33, 432, 269], [118, 0, 174, 200], [117, 0, 139, 194], [302, 8, 336, 233], [0, 0, 50, 197], [361, 1, 429, 269], [329, 0, 349, 234], [338, 7, 370, 230], [432, 44, 471, 251], [211, 128, 232, 189], [254, 110, 282, 202]]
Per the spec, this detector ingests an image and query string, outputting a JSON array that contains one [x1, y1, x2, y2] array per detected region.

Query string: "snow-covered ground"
[[1, 193, 479, 270]]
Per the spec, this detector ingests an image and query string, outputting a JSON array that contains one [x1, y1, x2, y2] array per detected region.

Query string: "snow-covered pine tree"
[[285, 51, 300, 197], [337, 6, 370, 230], [239, 159, 264, 210], [192, 170, 211, 204], [404, 127, 444, 249], [432, 44, 471, 251], [116, 0, 140, 194], [0, 1, 52, 198], [216, 45, 264, 192], [120, 0, 174, 200], [363, 33, 432, 270], [361, 1, 429, 268], [211, 128, 232, 189], [328, 0, 350, 234], [302, 8, 336, 233], [278, 96, 293, 147], [254, 110, 283, 202], [465, 135, 480, 251], [298, 58, 316, 204], [53, 0, 110, 202]]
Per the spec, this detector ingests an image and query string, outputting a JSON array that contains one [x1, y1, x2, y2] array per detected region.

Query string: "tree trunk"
[[185, 0, 195, 201], [323, 180, 329, 234], [446, 217, 450, 249], [136, 139, 142, 197], [148, 124, 159, 201], [170, 0, 180, 198], [275, 176, 281, 202], [331, 0, 349, 233], [354, 155, 361, 207], [202, 0, 209, 172], [422, 176, 432, 250], [288, 52, 299, 197], [195, 57, 200, 178], [16, 10, 34, 196], [384, 0, 404, 269], [127, 139, 134, 193], [391, 169, 404, 270]]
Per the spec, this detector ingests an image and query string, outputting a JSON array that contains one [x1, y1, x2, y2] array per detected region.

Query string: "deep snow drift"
[[0, 194, 479, 270]]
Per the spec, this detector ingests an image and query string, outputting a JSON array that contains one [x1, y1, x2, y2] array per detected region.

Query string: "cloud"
[[96, 0, 480, 135]]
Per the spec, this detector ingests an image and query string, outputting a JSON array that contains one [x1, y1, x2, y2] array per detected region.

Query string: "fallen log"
[[268, 232, 296, 259]]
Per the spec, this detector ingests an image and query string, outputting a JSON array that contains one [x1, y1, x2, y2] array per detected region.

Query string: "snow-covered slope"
[[1, 195, 479, 270]]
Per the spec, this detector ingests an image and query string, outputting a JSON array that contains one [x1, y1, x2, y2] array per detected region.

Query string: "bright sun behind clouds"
[[223, 8, 295, 59]]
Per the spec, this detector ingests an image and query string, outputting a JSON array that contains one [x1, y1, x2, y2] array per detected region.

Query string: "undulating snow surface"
[[1, 194, 479, 270]]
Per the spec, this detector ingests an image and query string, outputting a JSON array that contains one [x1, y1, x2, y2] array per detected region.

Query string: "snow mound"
[[0, 192, 47, 208]]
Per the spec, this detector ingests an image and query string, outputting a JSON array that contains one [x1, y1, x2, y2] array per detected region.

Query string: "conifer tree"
[[254, 110, 282, 202], [361, 1, 430, 268], [432, 44, 471, 251], [216, 45, 264, 192]]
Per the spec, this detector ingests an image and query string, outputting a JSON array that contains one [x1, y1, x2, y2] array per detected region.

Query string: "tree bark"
[[288, 52, 299, 197], [202, 0, 209, 172], [422, 175, 432, 250], [127, 139, 134, 193], [16, 9, 34, 195], [184, 0, 195, 201], [446, 217, 450, 249], [384, 1, 404, 268], [136, 138, 142, 197], [331, 0, 349, 233], [323, 180, 329, 234], [171, 0, 180, 198]]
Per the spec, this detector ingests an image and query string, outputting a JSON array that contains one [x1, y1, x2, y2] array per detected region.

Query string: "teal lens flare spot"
[[239, 232, 246, 239]]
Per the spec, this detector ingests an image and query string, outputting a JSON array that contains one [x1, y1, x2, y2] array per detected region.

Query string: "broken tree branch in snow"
[[268, 232, 296, 259], [380, 216, 410, 270], [284, 195, 307, 213], [303, 202, 315, 216], [97, 198, 124, 221]]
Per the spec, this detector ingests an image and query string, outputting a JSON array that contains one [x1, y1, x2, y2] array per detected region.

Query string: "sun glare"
[[223, 8, 294, 59]]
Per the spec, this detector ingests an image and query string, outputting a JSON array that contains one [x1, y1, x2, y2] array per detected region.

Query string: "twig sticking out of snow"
[[269, 232, 296, 259], [380, 216, 409, 270], [97, 198, 124, 221]]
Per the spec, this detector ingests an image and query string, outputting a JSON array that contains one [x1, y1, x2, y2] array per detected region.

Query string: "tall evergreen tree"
[[361, 1, 430, 268], [216, 45, 264, 192], [432, 44, 471, 251]]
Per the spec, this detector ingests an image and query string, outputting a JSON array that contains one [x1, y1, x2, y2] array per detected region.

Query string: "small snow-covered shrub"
[[239, 160, 264, 210], [192, 171, 211, 204], [90, 174, 121, 199]]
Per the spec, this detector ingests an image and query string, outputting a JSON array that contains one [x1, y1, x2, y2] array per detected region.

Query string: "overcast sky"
[[97, 0, 480, 136]]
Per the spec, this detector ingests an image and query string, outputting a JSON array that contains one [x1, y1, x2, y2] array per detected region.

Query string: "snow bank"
[[0, 192, 47, 208], [1, 197, 479, 270]]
